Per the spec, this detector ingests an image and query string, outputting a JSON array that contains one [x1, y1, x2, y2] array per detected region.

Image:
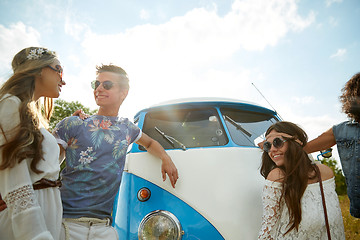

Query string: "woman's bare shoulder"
[[316, 163, 334, 181], [266, 168, 285, 182]]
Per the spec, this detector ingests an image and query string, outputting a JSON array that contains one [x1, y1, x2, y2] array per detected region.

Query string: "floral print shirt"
[[54, 115, 141, 221]]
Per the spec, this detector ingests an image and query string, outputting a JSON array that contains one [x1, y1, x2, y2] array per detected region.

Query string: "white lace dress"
[[0, 95, 62, 240], [258, 177, 345, 240]]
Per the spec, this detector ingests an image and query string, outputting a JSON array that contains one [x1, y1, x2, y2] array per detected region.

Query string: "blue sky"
[[1, 0, 360, 160]]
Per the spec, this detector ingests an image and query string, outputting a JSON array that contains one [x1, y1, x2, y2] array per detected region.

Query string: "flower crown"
[[26, 48, 56, 60]]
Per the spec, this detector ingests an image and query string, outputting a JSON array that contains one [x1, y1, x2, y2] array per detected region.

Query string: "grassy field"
[[339, 195, 360, 239]]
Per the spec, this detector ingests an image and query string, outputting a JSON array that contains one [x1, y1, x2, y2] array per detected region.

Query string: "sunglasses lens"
[[91, 80, 98, 89], [263, 138, 285, 152], [263, 142, 271, 152], [103, 81, 113, 90], [273, 138, 284, 148], [91, 81, 114, 90], [55, 65, 63, 79]]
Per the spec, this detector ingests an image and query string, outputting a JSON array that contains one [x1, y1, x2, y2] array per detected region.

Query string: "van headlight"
[[138, 210, 183, 240]]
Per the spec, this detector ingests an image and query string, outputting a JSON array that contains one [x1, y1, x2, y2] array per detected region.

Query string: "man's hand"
[[161, 157, 179, 188], [136, 133, 179, 188]]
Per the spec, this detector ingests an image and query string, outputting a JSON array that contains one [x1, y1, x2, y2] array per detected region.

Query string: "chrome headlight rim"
[[138, 210, 183, 240]]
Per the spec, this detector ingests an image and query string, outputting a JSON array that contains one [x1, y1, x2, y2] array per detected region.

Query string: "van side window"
[[141, 108, 228, 150]]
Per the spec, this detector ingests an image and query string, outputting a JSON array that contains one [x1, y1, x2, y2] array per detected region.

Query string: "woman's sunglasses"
[[47, 65, 63, 80], [91, 80, 114, 90], [263, 137, 287, 152]]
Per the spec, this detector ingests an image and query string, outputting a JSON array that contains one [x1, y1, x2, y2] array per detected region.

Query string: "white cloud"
[[227, 0, 315, 50], [118, 66, 269, 119], [67, 54, 81, 68], [292, 96, 315, 104], [140, 9, 150, 20], [0, 22, 41, 82], [81, 0, 315, 65], [296, 115, 341, 137], [326, 0, 343, 7], [64, 16, 91, 41], [330, 48, 346, 61], [69, 0, 316, 117]]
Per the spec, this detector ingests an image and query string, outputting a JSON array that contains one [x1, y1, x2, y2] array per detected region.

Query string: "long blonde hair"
[[0, 47, 58, 173]]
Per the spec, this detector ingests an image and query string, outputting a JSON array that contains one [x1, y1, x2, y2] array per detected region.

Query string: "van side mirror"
[[320, 148, 332, 158]]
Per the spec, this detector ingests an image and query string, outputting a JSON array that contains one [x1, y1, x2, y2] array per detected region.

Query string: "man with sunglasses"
[[304, 72, 360, 219], [53, 64, 179, 240]]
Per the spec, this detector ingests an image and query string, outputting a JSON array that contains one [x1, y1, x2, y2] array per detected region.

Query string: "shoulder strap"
[[314, 164, 331, 240]]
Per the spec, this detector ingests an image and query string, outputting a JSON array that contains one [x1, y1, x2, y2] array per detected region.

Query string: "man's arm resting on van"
[[136, 133, 179, 188], [304, 128, 336, 153]]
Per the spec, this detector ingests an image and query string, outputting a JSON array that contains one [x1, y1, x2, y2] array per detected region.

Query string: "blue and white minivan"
[[113, 98, 280, 239]]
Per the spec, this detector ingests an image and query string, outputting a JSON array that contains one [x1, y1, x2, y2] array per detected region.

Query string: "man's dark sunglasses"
[[263, 137, 287, 153], [91, 80, 114, 90]]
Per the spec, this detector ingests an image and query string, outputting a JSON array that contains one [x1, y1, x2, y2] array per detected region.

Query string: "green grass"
[[339, 195, 360, 239]]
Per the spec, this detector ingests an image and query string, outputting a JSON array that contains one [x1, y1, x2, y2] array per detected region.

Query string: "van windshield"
[[141, 108, 228, 150], [221, 108, 278, 147]]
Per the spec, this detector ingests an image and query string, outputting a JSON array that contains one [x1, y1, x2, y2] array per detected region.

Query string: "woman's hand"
[[72, 109, 90, 120], [0, 194, 7, 211]]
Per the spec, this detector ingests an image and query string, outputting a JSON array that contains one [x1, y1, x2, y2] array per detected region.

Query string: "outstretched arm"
[[304, 128, 336, 154], [136, 133, 179, 188]]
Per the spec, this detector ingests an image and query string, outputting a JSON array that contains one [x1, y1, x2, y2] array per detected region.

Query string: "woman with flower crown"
[[0, 47, 66, 239]]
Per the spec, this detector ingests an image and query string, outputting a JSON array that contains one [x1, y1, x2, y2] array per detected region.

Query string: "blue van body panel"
[[113, 172, 224, 240]]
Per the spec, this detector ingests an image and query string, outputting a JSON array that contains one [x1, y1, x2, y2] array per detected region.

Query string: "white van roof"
[[149, 97, 264, 108]]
